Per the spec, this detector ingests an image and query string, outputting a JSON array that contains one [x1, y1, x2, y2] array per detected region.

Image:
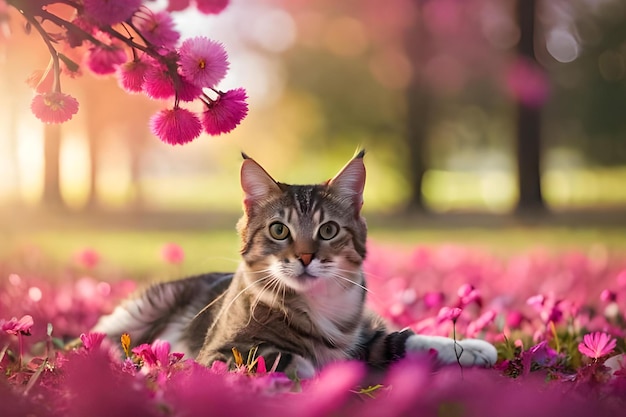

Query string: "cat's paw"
[[405, 334, 497, 367]]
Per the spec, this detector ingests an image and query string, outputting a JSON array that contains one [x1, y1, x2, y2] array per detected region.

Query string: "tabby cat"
[[92, 151, 497, 378]]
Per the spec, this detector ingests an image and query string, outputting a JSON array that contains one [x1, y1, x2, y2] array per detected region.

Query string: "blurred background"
[[1, 0, 625, 275]]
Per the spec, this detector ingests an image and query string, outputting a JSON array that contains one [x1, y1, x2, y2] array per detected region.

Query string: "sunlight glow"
[[60, 132, 91, 210], [546, 28, 579, 63], [96, 137, 132, 208], [16, 117, 44, 206]]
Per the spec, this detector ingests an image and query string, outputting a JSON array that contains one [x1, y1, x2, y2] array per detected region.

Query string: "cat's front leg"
[[405, 334, 498, 367]]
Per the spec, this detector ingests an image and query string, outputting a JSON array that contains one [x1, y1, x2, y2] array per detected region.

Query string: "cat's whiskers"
[[207, 274, 273, 333], [248, 276, 285, 325], [327, 270, 371, 294]]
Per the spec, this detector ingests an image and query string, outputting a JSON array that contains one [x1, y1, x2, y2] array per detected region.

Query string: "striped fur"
[[92, 152, 496, 378]]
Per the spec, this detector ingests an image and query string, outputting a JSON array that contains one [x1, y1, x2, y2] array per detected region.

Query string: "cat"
[[92, 151, 497, 378]]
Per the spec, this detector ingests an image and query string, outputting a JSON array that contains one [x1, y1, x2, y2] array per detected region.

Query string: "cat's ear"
[[240, 153, 282, 210], [328, 150, 366, 214]]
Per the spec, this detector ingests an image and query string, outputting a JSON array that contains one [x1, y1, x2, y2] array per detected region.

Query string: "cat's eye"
[[318, 221, 339, 240], [269, 222, 290, 240]]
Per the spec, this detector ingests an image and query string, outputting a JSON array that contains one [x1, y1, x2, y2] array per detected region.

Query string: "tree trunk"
[[404, 1, 431, 213], [42, 123, 64, 208], [515, 0, 546, 214], [405, 86, 430, 212]]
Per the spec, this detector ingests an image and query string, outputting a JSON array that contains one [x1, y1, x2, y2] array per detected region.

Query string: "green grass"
[[4, 226, 626, 280]]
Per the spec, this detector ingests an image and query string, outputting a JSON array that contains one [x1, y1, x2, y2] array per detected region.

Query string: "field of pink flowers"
[[2, 241, 626, 417]]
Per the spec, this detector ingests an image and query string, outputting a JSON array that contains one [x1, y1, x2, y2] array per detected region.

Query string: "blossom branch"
[[5, 0, 248, 145]]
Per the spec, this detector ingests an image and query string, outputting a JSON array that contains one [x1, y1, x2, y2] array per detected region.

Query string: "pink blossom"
[[196, 0, 229, 14], [86, 45, 127, 75], [578, 332, 617, 359], [143, 65, 176, 99], [504, 57, 550, 108], [74, 248, 100, 269], [132, 339, 184, 371], [202, 88, 249, 135], [178, 36, 229, 88], [133, 10, 180, 49], [167, 0, 191, 12], [1, 314, 34, 335], [150, 107, 202, 145], [423, 291, 445, 309], [83, 0, 142, 26], [177, 75, 203, 102], [437, 306, 462, 323], [30, 91, 79, 124], [117, 58, 149, 93], [506, 311, 524, 328], [600, 289, 617, 303], [80, 332, 106, 351], [161, 243, 185, 264]]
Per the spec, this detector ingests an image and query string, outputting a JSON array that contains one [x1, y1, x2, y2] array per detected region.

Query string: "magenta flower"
[[578, 332, 617, 359], [161, 243, 185, 264], [423, 291, 444, 309], [178, 36, 229, 88], [83, 0, 142, 26], [150, 107, 202, 145], [80, 332, 106, 352], [31, 91, 79, 123], [132, 339, 184, 371], [143, 65, 175, 99], [133, 10, 180, 49], [600, 289, 617, 303], [117, 58, 149, 93], [167, 0, 191, 12], [1, 314, 34, 335], [504, 57, 550, 108], [86, 45, 127, 75], [202, 88, 249, 135], [437, 306, 462, 323], [196, 0, 229, 14], [74, 248, 101, 269], [177, 75, 203, 102]]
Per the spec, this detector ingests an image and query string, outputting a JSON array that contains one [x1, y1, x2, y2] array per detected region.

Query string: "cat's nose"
[[299, 253, 314, 266]]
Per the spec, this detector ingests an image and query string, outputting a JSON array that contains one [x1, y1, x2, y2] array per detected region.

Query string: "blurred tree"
[[404, 3, 430, 212], [42, 124, 64, 208], [514, 0, 545, 213]]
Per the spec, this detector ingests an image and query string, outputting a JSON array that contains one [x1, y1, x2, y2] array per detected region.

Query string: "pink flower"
[[423, 291, 444, 309], [86, 45, 127, 75], [600, 289, 617, 303], [202, 88, 248, 135], [74, 248, 101, 269], [117, 58, 149, 93], [177, 75, 203, 102], [504, 57, 550, 108], [31, 91, 79, 123], [133, 10, 180, 49], [196, 0, 229, 14], [178, 36, 228, 88], [83, 0, 142, 26], [167, 0, 191, 12], [578, 332, 617, 359], [132, 339, 184, 371], [80, 332, 106, 351], [161, 243, 185, 264], [150, 107, 202, 145], [1, 315, 34, 335], [437, 307, 462, 323], [143, 65, 175, 99]]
